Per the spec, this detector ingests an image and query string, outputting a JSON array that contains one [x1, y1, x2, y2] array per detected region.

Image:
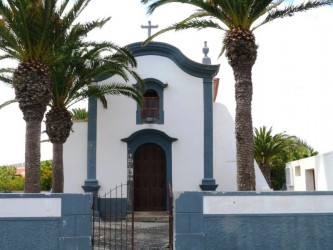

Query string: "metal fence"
[[92, 183, 173, 250], [92, 183, 134, 249], [168, 184, 173, 249]]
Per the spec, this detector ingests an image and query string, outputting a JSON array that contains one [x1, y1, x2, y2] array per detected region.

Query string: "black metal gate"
[[168, 184, 173, 249], [92, 183, 174, 249], [92, 183, 134, 249]]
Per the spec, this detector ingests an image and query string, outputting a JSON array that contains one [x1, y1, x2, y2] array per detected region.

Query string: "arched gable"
[[126, 41, 220, 78]]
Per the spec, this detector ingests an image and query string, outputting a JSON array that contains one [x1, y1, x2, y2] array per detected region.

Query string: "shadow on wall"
[[213, 102, 269, 191], [319, 152, 333, 190], [214, 102, 237, 191]]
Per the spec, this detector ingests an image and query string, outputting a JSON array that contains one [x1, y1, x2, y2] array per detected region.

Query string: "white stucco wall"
[[286, 151, 333, 191], [213, 102, 236, 191], [213, 102, 268, 191], [96, 55, 204, 193], [63, 121, 87, 193], [0, 198, 61, 217]]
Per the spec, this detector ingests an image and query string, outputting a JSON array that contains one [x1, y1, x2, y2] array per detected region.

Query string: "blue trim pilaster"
[[200, 77, 218, 191], [82, 96, 100, 216]]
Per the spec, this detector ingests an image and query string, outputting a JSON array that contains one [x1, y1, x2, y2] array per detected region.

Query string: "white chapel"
[[63, 40, 268, 211]]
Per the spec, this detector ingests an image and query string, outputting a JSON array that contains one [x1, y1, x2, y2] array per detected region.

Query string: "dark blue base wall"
[[174, 192, 333, 250], [204, 215, 333, 250], [0, 193, 92, 250], [98, 198, 128, 219]]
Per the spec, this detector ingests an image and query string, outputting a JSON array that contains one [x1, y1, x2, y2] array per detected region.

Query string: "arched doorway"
[[134, 143, 166, 211]]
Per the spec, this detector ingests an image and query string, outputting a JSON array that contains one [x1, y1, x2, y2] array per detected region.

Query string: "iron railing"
[[92, 183, 174, 249], [92, 183, 134, 249]]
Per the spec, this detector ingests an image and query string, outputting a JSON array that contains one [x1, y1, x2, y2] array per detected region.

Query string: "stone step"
[[130, 211, 170, 222]]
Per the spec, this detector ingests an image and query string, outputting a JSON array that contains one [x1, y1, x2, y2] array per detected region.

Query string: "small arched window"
[[142, 90, 159, 121], [136, 78, 167, 124]]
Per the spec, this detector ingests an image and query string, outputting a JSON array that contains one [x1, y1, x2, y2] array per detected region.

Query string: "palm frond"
[[142, 0, 186, 15], [71, 84, 144, 108], [0, 99, 16, 109], [70, 107, 88, 121], [143, 17, 223, 46], [254, 0, 333, 30], [0, 0, 103, 65], [253, 126, 291, 166], [0, 73, 13, 84], [249, 0, 277, 27], [59, 0, 89, 28]]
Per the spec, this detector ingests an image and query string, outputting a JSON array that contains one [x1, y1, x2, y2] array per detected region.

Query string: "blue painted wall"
[[174, 192, 333, 250], [0, 193, 92, 250], [98, 198, 127, 219]]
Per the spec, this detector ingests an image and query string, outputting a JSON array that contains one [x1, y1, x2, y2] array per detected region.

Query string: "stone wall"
[[0, 193, 92, 250], [174, 191, 333, 250]]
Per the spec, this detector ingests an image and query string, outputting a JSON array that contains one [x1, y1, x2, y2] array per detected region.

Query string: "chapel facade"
[[63, 41, 268, 212]]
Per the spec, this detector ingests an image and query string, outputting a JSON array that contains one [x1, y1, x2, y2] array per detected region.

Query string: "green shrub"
[[0, 161, 52, 192], [40, 160, 52, 191], [0, 166, 24, 191]]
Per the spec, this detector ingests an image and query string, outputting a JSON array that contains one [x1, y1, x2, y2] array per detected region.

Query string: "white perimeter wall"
[[286, 151, 333, 191], [203, 195, 333, 214], [0, 198, 61, 217]]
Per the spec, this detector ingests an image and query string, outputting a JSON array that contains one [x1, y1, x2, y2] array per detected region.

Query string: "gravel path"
[[134, 222, 170, 250], [93, 221, 170, 250]]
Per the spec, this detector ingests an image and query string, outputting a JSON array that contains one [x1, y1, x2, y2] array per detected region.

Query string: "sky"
[[0, 1, 333, 165]]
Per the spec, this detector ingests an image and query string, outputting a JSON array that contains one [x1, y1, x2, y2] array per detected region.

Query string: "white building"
[[286, 151, 333, 191], [63, 41, 268, 212]]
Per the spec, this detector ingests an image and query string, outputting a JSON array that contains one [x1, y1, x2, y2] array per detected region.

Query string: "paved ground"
[[93, 221, 170, 250], [134, 222, 170, 250]]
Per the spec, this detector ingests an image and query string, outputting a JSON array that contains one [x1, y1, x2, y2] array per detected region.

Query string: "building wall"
[[96, 55, 205, 194], [213, 102, 269, 191], [64, 121, 87, 193], [63, 101, 268, 194], [0, 193, 92, 250], [174, 191, 333, 250], [286, 151, 333, 191], [63, 47, 268, 194]]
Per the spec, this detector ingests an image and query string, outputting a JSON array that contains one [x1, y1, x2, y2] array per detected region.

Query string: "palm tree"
[[46, 45, 144, 193], [141, 0, 333, 190], [70, 108, 88, 121], [283, 136, 318, 162], [254, 126, 319, 189], [253, 126, 289, 188], [0, 0, 59, 193], [0, 0, 111, 193]]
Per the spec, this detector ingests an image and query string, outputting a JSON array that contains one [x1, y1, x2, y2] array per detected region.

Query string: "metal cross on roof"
[[141, 20, 158, 38]]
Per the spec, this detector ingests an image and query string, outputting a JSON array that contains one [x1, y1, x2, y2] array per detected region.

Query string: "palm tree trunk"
[[234, 70, 256, 191], [24, 120, 41, 193], [226, 37, 257, 191], [259, 163, 272, 188], [52, 142, 64, 193]]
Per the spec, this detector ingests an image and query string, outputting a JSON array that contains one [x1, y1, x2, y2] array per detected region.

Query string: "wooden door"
[[134, 143, 166, 211], [305, 169, 316, 191]]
